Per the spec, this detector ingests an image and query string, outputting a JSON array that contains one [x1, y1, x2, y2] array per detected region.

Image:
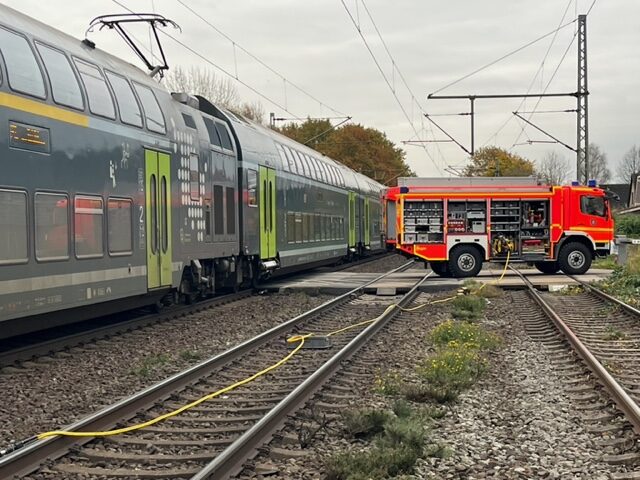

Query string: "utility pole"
[[576, 14, 589, 184]]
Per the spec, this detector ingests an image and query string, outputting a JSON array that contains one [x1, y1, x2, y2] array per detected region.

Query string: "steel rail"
[[192, 270, 431, 480], [509, 267, 640, 434], [0, 260, 414, 479], [567, 274, 640, 318]]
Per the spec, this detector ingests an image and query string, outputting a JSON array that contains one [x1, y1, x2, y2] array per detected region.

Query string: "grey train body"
[[0, 6, 384, 338]]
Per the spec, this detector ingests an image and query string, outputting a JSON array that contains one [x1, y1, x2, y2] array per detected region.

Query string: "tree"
[[617, 146, 640, 184], [163, 66, 265, 124], [535, 151, 571, 185], [277, 120, 413, 185], [585, 143, 612, 183], [464, 146, 535, 177]]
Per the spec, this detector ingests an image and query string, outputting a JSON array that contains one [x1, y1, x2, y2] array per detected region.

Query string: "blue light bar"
[[587, 179, 597, 187], [571, 181, 580, 186]]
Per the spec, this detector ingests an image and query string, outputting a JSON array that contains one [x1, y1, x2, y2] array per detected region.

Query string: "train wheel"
[[448, 246, 483, 278], [558, 242, 592, 275], [534, 261, 560, 274]]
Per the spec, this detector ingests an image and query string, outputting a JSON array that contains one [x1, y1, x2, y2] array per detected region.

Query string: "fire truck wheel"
[[430, 261, 451, 277], [558, 242, 592, 275], [449, 246, 483, 278], [534, 261, 560, 274]]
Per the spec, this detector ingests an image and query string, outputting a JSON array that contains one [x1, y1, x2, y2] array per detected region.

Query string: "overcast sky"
[[3, 0, 638, 182]]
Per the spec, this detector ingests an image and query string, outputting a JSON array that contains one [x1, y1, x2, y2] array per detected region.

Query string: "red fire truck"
[[384, 177, 614, 278]]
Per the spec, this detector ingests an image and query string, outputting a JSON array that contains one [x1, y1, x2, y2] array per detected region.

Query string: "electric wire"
[[173, 0, 347, 118], [429, 19, 577, 97], [111, 0, 306, 121], [340, 0, 443, 174], [480, 0, 575, 148], [358, 0, 447, 169]]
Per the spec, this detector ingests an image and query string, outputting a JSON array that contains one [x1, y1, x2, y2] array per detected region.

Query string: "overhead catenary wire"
[[340, 0, 443, 174], [429, 17, 577, 97], [479, 0, 575, 148], [173, 0, 347, 118], [111, 0, 306, 121]]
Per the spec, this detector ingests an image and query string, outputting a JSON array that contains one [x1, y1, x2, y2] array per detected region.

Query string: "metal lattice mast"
[[577, 14, 589, 183]]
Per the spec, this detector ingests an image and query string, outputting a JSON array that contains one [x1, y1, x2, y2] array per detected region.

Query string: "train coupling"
[[260, 259, 279, 271]]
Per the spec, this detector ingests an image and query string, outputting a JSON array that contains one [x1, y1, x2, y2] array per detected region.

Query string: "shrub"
[[325, 444, 421, 480], [616, 215, 640, 238], [451, 295, 485, 320], [342, 408, 391, 438], [418, 347, 487, 403], [430, 320, 500, 350], [373, 370, 403, 396]]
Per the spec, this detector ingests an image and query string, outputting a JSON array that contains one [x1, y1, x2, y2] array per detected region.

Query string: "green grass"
[[596, 249, 640, 308], [616, 215, 640, 238], [592, 255, 619, 270], [451, 295, 486, 320], [430, 319, 500, 350], [604, 326, 626, 341], [373, 370, 403, 396], [130, 354, 170, 378], [179, 349, 202, 362], [418, 347, 487, 403], [326, 406, 427, 480]]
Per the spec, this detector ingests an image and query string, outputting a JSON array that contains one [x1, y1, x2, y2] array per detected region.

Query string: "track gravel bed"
[[0, 292, 331, 449], [340, 253, 409, 273], [237, 290, 637, 479]]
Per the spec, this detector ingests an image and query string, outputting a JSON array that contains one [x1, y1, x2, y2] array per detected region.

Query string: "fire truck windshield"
[[580, 195, 607, 217]]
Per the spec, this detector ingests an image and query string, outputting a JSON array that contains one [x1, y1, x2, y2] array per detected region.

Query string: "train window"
[[302, 213, 309, 242], [74, 196, 104, 258], [286, 213, 295, 244], [105, 71, 143, 127], [74, 59, 116, 119], [216, 123, 234, 151], [293, 150, 308, 177], [107, 198, 132, 255], [308, 213, 315, 242], [314, 214, 321, 241], [295, 212, 303, 243], [203, 117, 221, 147], [36, 43, 83, 110], [339, 218, 345, 239], [0, 190, 28, 264], [304, 154, 317, 180], [283, 147, 298, 174], [247, 169, 257, 207], [275, 144, 291, 172], [35, 192, 69, 261], [330, 166, 338, 186], [0, 27, 46, 99], [213, 185, 224, 234], [189, 154, 200, 200], [133, 82, 166, 134], [182, 113, 197, 129], [226, 187, 235, 234], [312, 157, 324, 182]]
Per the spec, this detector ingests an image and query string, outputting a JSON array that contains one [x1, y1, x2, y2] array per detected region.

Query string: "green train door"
[[364, 197, 370, 246], [348, 192, 356, 248], [145, 150, 172, 289], [259, 166, 276, 259]]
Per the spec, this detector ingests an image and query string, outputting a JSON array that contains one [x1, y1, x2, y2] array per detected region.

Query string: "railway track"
[[0, 260, 423, 479], [511, 268, 640, 471], [0, 253, 396, 368]]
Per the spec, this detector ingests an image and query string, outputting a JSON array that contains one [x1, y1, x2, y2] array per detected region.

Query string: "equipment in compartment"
[[446, 200, 486, 234], [402, 200, 443, 243]]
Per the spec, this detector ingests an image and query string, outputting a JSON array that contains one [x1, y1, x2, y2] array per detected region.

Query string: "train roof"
[[0, 4, 162, 90]]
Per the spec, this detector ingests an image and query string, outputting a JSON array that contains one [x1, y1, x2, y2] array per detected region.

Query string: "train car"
[[0, 5, 384, 337], [387, 177, 614, 277]]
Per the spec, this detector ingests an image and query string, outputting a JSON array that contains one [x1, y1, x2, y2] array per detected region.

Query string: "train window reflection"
[[35, 192, 69, 261], [247, 169, 257, 207], [74, 196, 104, 258], [107, 198, 132, 255], [36, 43, 83, 110], [0, 190, 28, 264], [189, 154, 200, 200], [0, 26, 46, 98], [74, 59, 116, 119], [133, 82, 166, 134], [105, 71, 143, 127]]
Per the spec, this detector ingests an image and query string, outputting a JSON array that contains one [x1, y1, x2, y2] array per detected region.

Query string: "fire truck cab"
[[387, 177, 614, 278]]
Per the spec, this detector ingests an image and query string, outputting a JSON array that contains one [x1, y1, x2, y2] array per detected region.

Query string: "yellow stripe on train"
[[0, 92, 88, 127]]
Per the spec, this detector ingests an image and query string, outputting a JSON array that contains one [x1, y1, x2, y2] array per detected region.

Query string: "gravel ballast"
[[0, 291, 331, 447]]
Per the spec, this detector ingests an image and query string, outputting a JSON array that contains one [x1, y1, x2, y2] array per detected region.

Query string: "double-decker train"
[[0, 5, 384, 338]]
